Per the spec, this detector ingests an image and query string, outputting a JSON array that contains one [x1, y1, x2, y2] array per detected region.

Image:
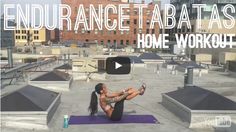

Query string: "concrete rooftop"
[[1, 63, 236, 132]]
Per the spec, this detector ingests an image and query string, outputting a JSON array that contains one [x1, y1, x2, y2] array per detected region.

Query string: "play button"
[[106, 57, 131, 74], [115, 62, 122, 69]]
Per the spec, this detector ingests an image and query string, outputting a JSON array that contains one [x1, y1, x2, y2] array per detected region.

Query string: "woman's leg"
[[125, 88, 141, 100], [125, 84, 146, 100], [110, 87, 145, 121], [110, 99, 125, 121]]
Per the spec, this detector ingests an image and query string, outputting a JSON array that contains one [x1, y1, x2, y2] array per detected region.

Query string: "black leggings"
[[110, 99, 125, 121]]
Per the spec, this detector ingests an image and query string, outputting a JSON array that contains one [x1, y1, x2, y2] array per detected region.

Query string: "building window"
[[120, 40, 124, 45], [134, 28, 137, 34], [146, 29, 149, 34], [108, 20, 112, 25], [152, 29, 155, 34], [146, 20, 150, 25], [134, 19, 137, 25], [87, 31, 90, 34], [85, 39, 89, 42], [22, 36, 27, 39], [100, 40, 104, 45], [133, 40, 136, 44], [114, 30, 116, 35], [191, 25, 194, 32], [34, 36, 39, 40], [22, 30, 26, 34], [107, 40, 111, 45], [126, 40, 129, 45], [127, 20, 130, 25], [34, 30, 39, 34], [126, 30, 129, 35], [16, 36, 21, 39], [134, 10, 138, 15]]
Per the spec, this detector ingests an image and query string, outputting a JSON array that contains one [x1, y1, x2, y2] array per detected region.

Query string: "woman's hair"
[[88, 83, 103, 116]]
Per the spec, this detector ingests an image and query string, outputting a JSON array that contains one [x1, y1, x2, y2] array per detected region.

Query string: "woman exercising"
[[88, 83, 146, 121]]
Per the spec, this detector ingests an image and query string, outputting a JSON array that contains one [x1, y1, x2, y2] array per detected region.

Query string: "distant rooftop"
[[139, 53, 163, 60], [55, 63, 72, 70], [119, 56, 144, 64], [166, 60, 180, 65], [178, 61, 204, 69], [31, 70, 70, 81]]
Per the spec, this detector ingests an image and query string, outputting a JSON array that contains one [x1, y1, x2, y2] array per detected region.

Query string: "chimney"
[[184, 67, 194, 87], [7, 46, 13, 68]]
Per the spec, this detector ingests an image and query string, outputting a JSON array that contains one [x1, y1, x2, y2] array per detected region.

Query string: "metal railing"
[[1, 59, 56, 86]]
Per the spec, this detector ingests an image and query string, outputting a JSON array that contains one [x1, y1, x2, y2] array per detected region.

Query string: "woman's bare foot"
[[139, 83, 146, 95]]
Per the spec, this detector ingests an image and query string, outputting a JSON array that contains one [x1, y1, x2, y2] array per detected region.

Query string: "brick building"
[[61, 0, 160, 48]]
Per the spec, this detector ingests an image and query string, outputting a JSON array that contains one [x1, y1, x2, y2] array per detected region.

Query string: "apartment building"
[[15, 27, 60, 47], [14, 27, 50, 46]]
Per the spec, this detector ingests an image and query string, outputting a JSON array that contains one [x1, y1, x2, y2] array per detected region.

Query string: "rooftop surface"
[[31, 70, 70, 81], [139, 53, 163, 60], [1, 63, 236, 132]]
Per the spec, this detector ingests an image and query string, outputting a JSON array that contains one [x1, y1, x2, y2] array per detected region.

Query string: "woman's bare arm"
[[106, 91, 123, 98], [106, 88, 133, 98], [105, 92, 129, 104]]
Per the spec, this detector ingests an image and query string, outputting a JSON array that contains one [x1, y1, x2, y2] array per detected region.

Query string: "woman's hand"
[[122, 89, 126, 94], [124, 88, 132, 92]]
